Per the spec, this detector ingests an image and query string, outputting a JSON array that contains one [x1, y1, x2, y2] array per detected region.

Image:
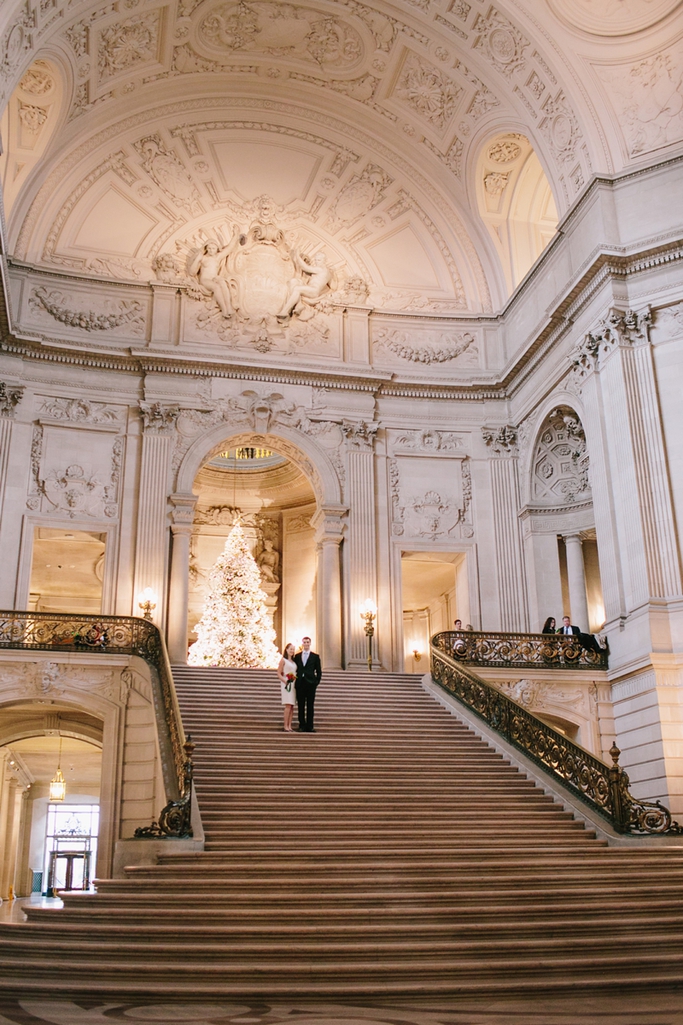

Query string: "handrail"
[[430, 640, 681, 835], [0, 610, 193, 838], [434, 629, 608, 669]]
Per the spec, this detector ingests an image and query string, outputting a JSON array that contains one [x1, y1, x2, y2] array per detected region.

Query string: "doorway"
[[29, 527, 106, 613], [189, 444, 318, 653], [401, 551, 469, 671]]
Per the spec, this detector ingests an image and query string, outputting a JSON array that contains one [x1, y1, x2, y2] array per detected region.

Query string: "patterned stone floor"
[[0, 994, 682, 1025]]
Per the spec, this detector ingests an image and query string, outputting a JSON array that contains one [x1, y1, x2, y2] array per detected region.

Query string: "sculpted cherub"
[[278, 250, 332, 321], [187, 229, 241, 317]]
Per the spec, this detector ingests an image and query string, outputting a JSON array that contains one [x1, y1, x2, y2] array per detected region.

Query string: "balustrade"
[[430, 641, 679, 835], [434, 629, 608, 670]]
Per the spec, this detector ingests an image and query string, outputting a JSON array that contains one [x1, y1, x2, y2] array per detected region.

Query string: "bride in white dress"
[[278, 642, 298, 732]]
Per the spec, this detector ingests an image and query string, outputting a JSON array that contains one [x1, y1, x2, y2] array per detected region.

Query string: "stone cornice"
[[2, 233, 683, 402]]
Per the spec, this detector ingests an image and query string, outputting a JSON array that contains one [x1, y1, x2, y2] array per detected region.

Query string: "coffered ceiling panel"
[[366, 224, 442, 289], [208, 138, 322, 204], [70, 185, 160, 255]]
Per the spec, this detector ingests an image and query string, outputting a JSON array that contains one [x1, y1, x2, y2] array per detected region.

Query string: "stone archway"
[[521, 403, 603, 632], [169, 419, 347, 667]]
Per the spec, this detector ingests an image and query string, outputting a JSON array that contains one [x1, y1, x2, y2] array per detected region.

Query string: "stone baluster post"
[[312, 505, 346, 670], [167, 493, 197, 664], [482, 426, 529, 632], [341, 421, 380, 668], [133, 404, 179, 630], [563, 533, 590, 630]]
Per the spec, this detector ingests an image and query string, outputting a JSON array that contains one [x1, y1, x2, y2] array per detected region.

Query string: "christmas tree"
[[188, 522, 280, 668]]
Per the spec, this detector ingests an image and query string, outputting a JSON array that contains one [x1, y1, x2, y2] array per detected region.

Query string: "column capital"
[[311, 504, 347, 544], [139, 402, 180, 433], [0, 382, 24, 419], [482, 425, 517, 455], [169, 492, 198, 525], [341, 420, 379, 450], [573, 305, 653, 378]]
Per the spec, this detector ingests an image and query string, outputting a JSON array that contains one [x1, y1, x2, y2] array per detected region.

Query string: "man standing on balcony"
[[557, 616, 604, 655], [294, 636, 322, 732]]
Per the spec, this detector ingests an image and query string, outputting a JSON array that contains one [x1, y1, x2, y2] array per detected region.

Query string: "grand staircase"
[[2, 666, 683, 997]]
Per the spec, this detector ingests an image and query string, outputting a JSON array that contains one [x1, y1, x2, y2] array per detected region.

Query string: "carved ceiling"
[[0, 0, 682, 312]]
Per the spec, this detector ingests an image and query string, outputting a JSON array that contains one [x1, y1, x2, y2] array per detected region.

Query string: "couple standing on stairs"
[[277, 636, 322, 733]]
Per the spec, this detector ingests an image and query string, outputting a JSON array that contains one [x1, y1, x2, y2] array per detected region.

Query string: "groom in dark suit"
[[294, 636, 322, 732]]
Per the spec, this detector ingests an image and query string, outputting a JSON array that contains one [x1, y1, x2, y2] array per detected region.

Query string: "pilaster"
[[0, 383, 24, 608], [312, 505, 346, 670], [133, 404, 179, 629], [574, 308, 682, 620], [341, 421, 380, 668], [167, 493, 197, 664], [482, 426, 529, 632]]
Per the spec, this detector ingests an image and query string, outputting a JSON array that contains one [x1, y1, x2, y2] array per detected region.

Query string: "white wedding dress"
[[279, 656, 297, 705]]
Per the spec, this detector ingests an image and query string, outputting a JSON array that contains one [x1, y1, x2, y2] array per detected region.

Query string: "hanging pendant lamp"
[[49, 727, 66, 802]]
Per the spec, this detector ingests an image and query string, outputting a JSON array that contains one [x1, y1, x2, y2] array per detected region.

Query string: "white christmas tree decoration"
[[188, 522, 280, 668]]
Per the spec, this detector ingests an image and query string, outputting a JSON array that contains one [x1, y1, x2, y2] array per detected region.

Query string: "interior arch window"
[[476, 132, 558, 296], [0, 58, 63, 219]]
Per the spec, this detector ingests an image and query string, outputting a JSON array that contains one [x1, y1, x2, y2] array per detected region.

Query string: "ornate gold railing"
[[0, 611, 193, 838], [430, 641, 680, 835], [434, 629, 608, 669]]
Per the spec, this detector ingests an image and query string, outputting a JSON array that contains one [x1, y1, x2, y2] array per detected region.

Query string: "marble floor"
[[0, 991, 682, 1025]]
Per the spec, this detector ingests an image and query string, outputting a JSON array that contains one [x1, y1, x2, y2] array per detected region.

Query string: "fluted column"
[[312, 505, 346, 669], [564, 533, 590, 630], [167, 493, 197, 663], [482, 427, 529, 632], [342, 421, 380, 667], [0, 765, 20, 899], [133, 404, 179, 628], [575, 309, 682, 616], [0, 383, 24, 609], [571, 307, 683, 813]]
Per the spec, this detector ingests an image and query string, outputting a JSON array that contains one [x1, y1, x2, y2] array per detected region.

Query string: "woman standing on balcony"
[[278, 643, 298, 732], [541, 617, 556, 634]]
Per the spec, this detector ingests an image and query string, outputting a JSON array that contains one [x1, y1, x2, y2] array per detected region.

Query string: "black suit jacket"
[[557, 625, 580, 635], [294, 650, 322, 687]]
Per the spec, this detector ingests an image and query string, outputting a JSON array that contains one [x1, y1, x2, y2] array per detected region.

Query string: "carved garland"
[[29, 287, 144, 332], [375, 328, 475, 363]]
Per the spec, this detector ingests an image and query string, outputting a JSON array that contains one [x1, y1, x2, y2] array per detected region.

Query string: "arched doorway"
[[187, 444, 318, 655], [0, 705, 103, 899], [170, 424, 346, 667]]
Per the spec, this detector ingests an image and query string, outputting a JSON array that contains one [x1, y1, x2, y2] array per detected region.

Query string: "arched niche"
[[475, 132, 558, 296], [522, 405, 605, 633], [0, 56, 65, 220], [531, 405, 590, 508]]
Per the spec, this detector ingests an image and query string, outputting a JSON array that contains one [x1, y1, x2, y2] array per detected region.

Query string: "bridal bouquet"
[[285, 672, 296, 692]]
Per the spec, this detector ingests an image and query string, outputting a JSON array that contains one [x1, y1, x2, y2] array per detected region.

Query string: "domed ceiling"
[[0, 0, 681, 314]]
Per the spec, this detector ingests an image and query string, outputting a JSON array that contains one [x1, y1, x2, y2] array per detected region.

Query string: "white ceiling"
[[0, 0, 680, 313]]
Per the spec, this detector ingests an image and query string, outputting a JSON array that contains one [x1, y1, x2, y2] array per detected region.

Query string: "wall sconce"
[[413, 649, 422, 662], [49, 729, 66, 803], [360, 599, 377, 671], [138, 587, 157, 621]]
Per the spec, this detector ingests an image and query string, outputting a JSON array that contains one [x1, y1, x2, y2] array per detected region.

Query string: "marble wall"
[[0, 156, 683, 813]]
